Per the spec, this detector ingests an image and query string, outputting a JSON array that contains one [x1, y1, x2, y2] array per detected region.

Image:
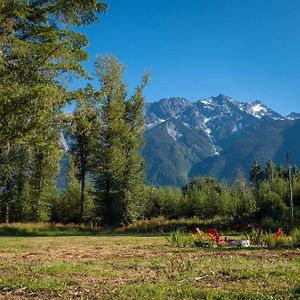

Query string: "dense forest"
[[0, 1, 299, 229]]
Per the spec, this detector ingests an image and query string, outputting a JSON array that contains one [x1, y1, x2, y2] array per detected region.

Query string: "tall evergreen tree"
[[94, 56, 148, 226], [61, 157, 82, 223], [264, 160, 277, 181], [249, 160, 263, 192], [123, 73, 149, 222], [94, 56, 129, 226]]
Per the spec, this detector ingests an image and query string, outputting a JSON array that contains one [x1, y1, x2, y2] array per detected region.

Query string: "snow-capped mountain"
[[144, 94, 284, 158], [143, 94, 300, 186], [145, 94, 285, 130]]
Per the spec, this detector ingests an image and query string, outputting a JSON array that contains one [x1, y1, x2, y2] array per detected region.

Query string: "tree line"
[[115, 160, 298, 230]]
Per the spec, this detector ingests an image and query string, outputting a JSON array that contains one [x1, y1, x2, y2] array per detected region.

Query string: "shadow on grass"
[[0, 227, 101, 237], [0, 217, 238, 238], [293, 286, 300, 299], [0, 224, 166, 237]]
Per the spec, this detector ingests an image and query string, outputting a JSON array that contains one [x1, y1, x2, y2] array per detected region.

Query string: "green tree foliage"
[[252, 160, 300, 228], [94, 56, 129, 226], [149, 187, 184, 219], [25, 131, 62, 221], [51, 157, 95, 224], [257, 179, 288, 222], [233, 169, 257, 218], [264, 159, 277, 181], [139, 161, 299, 228], [182, 177, 224, 218], [0, 144, 30, 222], [123, 73, 149, 222], [70, 85, 101, 222], [0, 126, 62, 222], [94, 56, 148, 226], [249, 160, 264, 192], [0, 0, 107, 147]]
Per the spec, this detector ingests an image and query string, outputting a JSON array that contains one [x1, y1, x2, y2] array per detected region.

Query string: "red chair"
[[207, 228, 227, 245]]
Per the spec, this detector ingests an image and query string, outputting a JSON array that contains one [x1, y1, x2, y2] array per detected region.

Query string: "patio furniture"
[[207, 228, 227, 245]]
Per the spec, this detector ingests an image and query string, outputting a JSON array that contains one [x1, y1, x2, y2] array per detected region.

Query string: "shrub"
[[236, 190, 257, 219], [245, 227, 265, 247], [275, 235, 294, 248], [263, 232, 276, 248], [142, 187, 185, 219], [158, 187, 185, 219], [257, 180, 288, 221], [291, 228, 300, 247]]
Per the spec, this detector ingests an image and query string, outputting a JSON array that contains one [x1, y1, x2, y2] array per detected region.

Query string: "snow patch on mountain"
[[146, 118, 167, 129], [204, 126, 211, 136], [201, 98, 214, 109], [166, 122, 182, 141], [203, 117, 211, 124], [242, 101, 284, 119], [252, 103, 267, 113], [232, 124, 238, 132]]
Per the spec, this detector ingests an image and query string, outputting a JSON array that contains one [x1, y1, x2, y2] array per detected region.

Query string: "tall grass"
[[0, 222, 102, 236], [115, 216, 234, 234]]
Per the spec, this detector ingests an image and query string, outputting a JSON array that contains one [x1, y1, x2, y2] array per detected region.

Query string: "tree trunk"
[[80, 170, 85, 223], [80, 151, 86, 223], [4, 140, 11, 223], [288, 167, 294, 225], [5, 179, 12, 224], [5, 200, 9, 224]]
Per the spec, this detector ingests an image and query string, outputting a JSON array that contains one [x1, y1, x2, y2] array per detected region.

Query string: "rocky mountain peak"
[[286, 112, 300, 120], [243, 101, 284, 120]]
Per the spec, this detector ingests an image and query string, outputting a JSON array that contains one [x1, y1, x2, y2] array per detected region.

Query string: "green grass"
[[0, 234, 299, 299]]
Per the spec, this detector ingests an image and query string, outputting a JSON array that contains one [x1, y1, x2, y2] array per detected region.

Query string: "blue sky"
[[73, 0, 300, 115]]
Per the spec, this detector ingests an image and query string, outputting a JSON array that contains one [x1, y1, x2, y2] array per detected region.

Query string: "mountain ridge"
[[143, 94, 300, 185]]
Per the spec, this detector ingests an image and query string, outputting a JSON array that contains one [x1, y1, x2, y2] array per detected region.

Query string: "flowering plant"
[[191, 229, 215, 247]]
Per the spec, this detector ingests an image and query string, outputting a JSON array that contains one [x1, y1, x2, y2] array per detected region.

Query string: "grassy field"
[[0, 234, 299, 299]]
